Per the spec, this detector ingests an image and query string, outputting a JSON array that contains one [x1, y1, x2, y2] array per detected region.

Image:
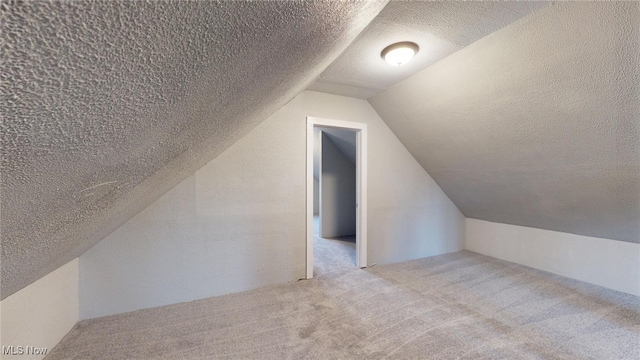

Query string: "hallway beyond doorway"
[[313, 216, 356, 277]]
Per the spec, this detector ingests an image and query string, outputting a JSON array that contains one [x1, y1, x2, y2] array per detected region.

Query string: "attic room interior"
[[1, 1, 639, 359]]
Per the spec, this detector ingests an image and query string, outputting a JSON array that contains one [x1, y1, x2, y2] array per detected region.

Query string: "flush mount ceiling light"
[[381, 41, 419, 66]]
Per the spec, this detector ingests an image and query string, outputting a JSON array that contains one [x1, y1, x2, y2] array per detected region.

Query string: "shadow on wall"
[[314, 178, 320, 215], [318, 130, 357, 238]]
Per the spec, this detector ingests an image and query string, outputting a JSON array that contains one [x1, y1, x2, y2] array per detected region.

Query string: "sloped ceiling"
[[0, 0, 387, 299], [308, 1, 548, 99], [369, 3, 640, 243]]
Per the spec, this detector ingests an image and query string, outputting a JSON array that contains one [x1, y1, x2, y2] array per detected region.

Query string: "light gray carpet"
[[313, 215, 356, 277], [47, 237, 639, 359]]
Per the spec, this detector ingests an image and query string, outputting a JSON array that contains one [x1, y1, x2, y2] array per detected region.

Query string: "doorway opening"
[[306, 117, 367, 279]]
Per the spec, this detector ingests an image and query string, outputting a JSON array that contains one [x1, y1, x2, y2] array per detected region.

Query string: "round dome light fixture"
[[381, 42, 419, 66]]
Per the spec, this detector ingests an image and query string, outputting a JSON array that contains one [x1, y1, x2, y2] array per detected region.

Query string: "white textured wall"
[[320, 133, 357, 238], [0, 259, 78, 359], [79, 91, 465, 319], [466, 219, 640, 296]]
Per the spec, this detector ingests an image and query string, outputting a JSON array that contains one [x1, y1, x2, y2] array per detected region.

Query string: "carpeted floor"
[[313, 215, 356, 277], [46, 229, 639, 359]]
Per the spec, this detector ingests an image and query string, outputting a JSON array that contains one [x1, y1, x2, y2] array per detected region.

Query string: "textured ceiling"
[[369, 2, 640, 243], [308, 1, 548, 99], [0, 0, 387, 299]]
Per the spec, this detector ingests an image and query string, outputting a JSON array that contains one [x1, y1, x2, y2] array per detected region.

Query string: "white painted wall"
[[79, 96, 309, 319], [1, 259, 78, 359], [466, 219, 640, 296], [79, 90, 465, 319], [320, 132, 357, 238]]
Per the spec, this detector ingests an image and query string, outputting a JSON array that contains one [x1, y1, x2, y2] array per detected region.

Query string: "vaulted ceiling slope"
[[309, 1, 548, 99], [370, 2, 640, 243], [0, 0, 387, 299]]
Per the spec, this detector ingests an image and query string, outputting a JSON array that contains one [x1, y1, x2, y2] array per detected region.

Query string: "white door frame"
[[306, 116, 367, 279]]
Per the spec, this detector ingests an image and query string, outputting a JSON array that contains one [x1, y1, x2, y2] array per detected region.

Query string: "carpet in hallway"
[[313, 215, 356, 277]]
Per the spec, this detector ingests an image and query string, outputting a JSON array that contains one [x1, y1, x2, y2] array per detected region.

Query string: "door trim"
[[306, 117, 368, 279]]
